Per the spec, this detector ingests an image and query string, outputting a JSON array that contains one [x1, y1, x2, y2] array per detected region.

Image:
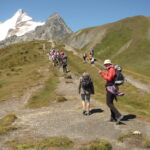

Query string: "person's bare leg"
[[86, 102, 90, 112], [82, 101, 86, 111]]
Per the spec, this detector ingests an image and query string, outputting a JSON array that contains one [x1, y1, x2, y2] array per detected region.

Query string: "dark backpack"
[[81, 76, 92, 90], [62, 55, 67, 65], [114, 65, 125, 86]]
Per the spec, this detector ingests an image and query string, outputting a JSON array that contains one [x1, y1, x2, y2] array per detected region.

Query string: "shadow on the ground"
[[122, 114, 136, 121], [90, 108, 104, 114], [117, 122, 126, 125]]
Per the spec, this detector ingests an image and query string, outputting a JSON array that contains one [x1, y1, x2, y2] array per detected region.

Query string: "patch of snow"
[[0, 9, 45, 41]]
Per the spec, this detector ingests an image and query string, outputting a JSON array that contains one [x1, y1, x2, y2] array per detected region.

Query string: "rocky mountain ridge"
[[0, 10, 73, 47]]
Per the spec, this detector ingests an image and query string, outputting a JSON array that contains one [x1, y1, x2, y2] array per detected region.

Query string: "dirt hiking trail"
[[0, 69, 150, 150]]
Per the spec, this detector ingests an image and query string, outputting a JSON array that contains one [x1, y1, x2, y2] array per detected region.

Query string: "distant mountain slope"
[[65, 16, 150, 77], [93, 16, 150, 77], [0, 9, 44, 41]]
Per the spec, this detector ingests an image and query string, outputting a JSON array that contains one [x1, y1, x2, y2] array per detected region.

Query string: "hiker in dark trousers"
[[78, 72, 94, 115], [98, 59, 123, 124]]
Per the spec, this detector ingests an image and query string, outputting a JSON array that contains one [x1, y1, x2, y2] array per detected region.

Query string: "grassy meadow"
[[0, 41, 60, 108]]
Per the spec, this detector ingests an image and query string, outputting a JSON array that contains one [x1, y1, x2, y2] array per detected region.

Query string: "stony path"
[[0, 71, 150, 150]]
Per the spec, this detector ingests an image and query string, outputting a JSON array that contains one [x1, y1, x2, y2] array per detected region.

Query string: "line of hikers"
[[48, 48, 68, 73], [79, 59, 125, 125]]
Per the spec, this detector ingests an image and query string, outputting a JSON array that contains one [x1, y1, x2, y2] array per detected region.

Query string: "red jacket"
[[99, 65, 116, 82]]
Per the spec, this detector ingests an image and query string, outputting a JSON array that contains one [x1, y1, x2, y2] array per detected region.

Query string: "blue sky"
[[0, 0, 150, 31]]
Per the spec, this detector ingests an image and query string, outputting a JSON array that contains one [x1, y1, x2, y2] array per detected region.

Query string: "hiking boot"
[[116, 115, 124, 125]]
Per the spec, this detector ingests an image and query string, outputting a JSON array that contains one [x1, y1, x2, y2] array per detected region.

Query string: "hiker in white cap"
[[99, 59, 123, 125]]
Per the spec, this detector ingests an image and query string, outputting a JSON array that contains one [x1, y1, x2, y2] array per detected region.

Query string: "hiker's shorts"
[[81, 94, 90, 102]]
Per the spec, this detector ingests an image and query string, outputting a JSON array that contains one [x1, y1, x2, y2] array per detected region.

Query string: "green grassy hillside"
[[0, 41, 59, 107], [93, 16, 150, 78], [71, 16, 150, 84]]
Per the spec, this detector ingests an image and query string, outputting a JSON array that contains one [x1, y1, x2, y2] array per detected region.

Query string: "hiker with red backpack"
[[99, 59, 124, 124], [79, 72, 94, 115]]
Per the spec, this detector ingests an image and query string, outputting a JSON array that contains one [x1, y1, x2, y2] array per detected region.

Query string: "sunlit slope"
[[0, 41, 58, 104]]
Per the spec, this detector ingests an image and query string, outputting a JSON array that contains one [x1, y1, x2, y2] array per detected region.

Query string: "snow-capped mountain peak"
[[14, 9, 32, 24], [0, 9, 45, 41]]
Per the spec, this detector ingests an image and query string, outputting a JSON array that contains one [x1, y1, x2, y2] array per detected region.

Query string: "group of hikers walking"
[[48, 47, 125, 125], [83, 49, 95, 64], [79, 59, 124, 125], [48, 48, 68, 73]]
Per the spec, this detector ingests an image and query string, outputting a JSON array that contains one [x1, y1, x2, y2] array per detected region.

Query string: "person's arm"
[[99, 68, 115, 81], [78, 77, 82, 94], [91, 81, 94, 94]]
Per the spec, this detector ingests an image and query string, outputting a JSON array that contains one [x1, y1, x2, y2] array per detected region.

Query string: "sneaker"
[[85, 111, 91, 116]]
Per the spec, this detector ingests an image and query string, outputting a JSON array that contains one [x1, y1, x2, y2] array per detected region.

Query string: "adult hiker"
[[98, 59, 123, 124], [78, 72, 94, 115], [61, 51, 68, 73]]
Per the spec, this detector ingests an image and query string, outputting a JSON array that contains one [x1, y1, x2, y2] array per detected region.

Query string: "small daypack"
[[114, 65, 125, 86], [81, 76, 92, 90], [62, 55, 67, 62]]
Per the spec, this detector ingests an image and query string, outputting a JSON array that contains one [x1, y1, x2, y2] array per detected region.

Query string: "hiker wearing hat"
[[78, 72, 94, 115], [99, 59, 123, 124]]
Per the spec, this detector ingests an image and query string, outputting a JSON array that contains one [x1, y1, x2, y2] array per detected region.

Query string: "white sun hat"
[[104, 59, 112, 65]]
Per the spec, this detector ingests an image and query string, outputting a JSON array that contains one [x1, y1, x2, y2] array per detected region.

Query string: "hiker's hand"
[[99, 70, 102, 73]]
